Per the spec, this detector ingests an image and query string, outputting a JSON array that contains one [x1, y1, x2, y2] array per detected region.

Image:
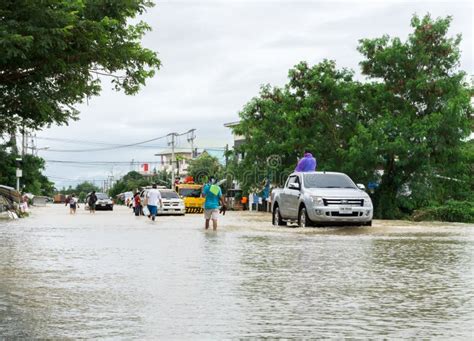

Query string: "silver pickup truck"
[[271, 171, 373, 227]]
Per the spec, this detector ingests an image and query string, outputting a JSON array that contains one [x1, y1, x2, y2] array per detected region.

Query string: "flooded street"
[[1, 205, 473, 338]]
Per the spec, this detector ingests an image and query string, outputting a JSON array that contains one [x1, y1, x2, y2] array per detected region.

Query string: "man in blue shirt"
[[202, 177, 226, 230]]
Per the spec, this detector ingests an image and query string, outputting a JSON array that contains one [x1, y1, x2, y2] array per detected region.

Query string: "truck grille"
[[323, 199, 364, 207]]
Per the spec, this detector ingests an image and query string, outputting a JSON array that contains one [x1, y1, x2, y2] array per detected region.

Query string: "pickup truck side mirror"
[[288, 183, 300, 191], [357, 183, 366, 191]]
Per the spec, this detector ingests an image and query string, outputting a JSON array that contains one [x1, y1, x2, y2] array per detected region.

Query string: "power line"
[[36, 130, 208, 152], [40, 133, 171, 152], [33, 134, 226, 153], [35, 136, 168, 149], [47, 175, 107, 181], [45, 159, 158, 164]]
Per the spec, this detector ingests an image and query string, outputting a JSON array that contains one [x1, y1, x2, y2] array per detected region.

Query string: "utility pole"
[[21, 127, 26, 157], [187, 129, 196, 158], [29, 135, 34, 155], [168, 132, 178, 188], [15, 158, 22, 191]]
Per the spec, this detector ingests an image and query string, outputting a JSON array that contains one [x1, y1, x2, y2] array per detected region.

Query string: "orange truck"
[[53, 194, 66, 203]]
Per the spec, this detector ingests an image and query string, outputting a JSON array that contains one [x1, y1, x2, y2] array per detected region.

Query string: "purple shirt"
[[295, 153, 317, 172]]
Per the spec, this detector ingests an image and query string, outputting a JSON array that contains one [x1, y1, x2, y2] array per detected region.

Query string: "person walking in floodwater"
[[133, 192, 142, 216], [295, 150, 317, 172], [146, 184, 162, 221], [67, 193, 79, 214], [202, 176, 226, 230], [88, 191, 98, 214]]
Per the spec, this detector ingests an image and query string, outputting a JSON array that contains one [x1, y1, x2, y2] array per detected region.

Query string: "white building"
[[224, 121, 245, 162], [155, 150, 194, 176]]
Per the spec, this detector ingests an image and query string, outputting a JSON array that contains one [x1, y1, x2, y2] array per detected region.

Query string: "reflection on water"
[[0, 206, 473, 338]]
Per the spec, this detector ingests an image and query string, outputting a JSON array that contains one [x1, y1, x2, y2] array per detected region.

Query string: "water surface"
[[1, 205, 473, 338]]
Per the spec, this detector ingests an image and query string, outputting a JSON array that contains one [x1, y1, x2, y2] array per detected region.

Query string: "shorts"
[[204, 208, 219, 220], [89, 203, 96, 210], [147, 205, 158, 216], [70, 203, 77, 209]]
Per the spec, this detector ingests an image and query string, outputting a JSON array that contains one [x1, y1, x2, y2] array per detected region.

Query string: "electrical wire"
[[34, 131, 226, 152], [37, 130, 200, 152], [41, 133, 171, 152], [46, 176, 108, 181]]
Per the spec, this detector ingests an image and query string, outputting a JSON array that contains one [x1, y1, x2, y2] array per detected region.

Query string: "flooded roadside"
[[1, 205, 473, 338]]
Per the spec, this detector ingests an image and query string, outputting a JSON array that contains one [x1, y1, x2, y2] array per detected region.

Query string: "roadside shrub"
[[412, 200, 474, 223]]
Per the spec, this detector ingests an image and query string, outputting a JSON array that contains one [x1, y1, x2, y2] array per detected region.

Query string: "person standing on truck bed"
[[295, 150, 317, 172]]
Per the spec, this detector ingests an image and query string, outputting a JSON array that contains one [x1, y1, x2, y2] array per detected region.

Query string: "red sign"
[[140, 163, 149, 173]]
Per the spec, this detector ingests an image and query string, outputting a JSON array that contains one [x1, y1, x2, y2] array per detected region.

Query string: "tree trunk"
[[374, 157, 401, 219]]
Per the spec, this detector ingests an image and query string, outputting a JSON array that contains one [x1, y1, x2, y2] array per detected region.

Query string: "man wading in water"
[[202, 177, 226, 230], [67, 194, 79, 214], [88, 191, 98, 214], [146, 184, 162, 222]]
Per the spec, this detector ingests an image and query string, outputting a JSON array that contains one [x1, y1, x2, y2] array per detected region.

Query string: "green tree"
[[108, 170, 162, 198], [357, 14, 472, 218], [0, 147, 55, 196], [73, 181, 101, 202], [232, 60, 364, 194], [0, 0, 160, 134], [232, 14, 472, 219], [187, 153, 223, 183], [0, 144, 17, 188]]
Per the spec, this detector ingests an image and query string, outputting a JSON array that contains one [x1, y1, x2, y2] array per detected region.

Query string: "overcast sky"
[[35, 0, 473, 189]]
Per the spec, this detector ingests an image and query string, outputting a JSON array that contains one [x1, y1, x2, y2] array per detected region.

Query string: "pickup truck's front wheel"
[[298, 206, 312, 228], [273, 205, 286, 226]]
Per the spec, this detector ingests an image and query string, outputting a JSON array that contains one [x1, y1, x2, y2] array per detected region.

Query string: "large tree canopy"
[[0, 0, 160, 133], [232, 14, 472, 219], [357, 14, 471, 217], [232, 60, 365, 193]]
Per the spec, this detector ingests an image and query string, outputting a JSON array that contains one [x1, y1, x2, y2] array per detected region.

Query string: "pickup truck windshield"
[[159, 191, 179, 199], [178, 188, 202, 198], [96, 193, 109, 200], [303, 173, 356, 189]]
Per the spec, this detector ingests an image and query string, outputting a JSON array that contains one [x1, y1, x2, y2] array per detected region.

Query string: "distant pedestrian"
[[20, 195, 29, 213], [146, 184, 162, 221], [88, 191, 98, 214], [241, 196, 248, 211], [202, 176, 226, 230], [133, 192, 142, 216], [295, 150, 317, 172], [67, 193, 79, 214]]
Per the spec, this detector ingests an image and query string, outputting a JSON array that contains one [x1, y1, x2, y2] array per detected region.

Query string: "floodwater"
[[0, 205, 473, 339]]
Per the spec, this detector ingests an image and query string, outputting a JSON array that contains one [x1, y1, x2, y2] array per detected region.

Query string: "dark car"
[[85, 192, 114, 211]]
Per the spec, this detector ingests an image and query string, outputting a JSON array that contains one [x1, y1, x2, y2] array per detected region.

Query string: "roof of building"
[[202, 149, 226, 165], [155, 150, 193, 157], [224, 121, 240, 128]]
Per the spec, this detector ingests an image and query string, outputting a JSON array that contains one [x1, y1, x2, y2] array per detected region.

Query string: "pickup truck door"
[[286, 175, 302, 219], [279, 176, 294, 218]]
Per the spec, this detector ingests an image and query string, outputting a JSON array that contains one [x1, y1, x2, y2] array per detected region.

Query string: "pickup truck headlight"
[[311, 196, 324, 206], [364, 197, 373, 207]]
